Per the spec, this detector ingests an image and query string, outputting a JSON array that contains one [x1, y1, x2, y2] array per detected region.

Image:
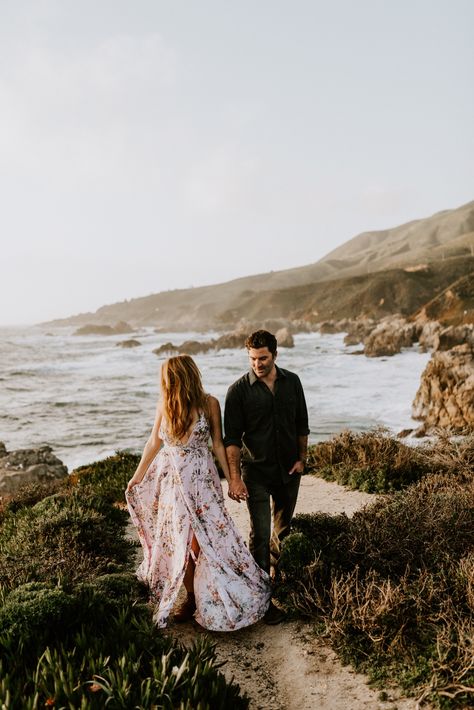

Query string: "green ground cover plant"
[[276, 473, 474, 707], [0, 451, 248, 709]]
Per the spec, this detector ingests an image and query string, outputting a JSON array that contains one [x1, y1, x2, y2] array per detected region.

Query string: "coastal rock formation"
[[412, 344, 474, 434], [275, 327, 294, 348], [152, 327, 296, 358], [417, 320, 442, 351], [116, 339, 141, 348], [179, 340, 215, 354], [213, 331, 247, 350], [0, 444, 68, 496], [434, 324, 474, 351], [74, 321, 134, 336], [343, 319, 377, 346], [153, 341, 177, 356], [318, 321, 341, 334], [363, 317, 420, 357], [152, 340, 214, 356], [417, 272, 474, 325]]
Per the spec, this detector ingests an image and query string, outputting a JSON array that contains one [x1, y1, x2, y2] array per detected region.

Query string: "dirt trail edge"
[[133, 476, 426, 709]]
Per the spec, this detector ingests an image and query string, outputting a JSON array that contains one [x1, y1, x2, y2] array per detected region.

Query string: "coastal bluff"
[[44, 199, 474, 333], [412, 343, 474, 434], [0, 443, 68, 496]]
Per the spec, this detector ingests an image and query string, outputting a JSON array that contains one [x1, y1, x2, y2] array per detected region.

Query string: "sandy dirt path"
[[131, 476, 425, 709]]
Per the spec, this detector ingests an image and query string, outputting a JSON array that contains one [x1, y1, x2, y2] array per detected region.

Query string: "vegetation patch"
[[276, 474, 474, 707], [70, 450, 141, 500], [306, 429, 474, 492], [0, 451, 248, 708]]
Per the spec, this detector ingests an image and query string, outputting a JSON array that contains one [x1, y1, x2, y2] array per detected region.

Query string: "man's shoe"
[[263, 601, 286, 625], [173, 593, 196, 622]]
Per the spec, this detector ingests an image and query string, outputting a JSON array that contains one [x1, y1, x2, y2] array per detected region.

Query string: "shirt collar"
[[248, 364, 285, 385]]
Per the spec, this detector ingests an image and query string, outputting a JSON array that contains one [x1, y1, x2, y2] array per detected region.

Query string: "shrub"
[[0, 585, 248, 709], [277, 474, 474, 706], [0, 478, 70, 519], [349, 474, 474, 578], [306, 429, 429, 492], [70, 450, 140, 501], [0, 492, 134, 591], [0, 451, 248, 708], [418, 433, 474, 480]]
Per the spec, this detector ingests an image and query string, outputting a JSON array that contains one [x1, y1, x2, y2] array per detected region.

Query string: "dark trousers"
[[244, 474, 301, 574]]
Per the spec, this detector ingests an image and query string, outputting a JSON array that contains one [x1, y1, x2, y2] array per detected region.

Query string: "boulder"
[[412, 344, 474, 434], [0, 444, 68, 496], [344, 333, 363, 346], [343, 318, 377, 346], [153, 342, 178, 356], [74, 321, 134, 336], [178, 340, 215, 354], [112, 321, 135, 334], [418, 320, 441, 352], [153, 340, 215, 356], [116, 339, 141, 348], [75, 324, 116, 336], [318, 321, 340, 334], [213, 331, 247, 350], [275, 327, 294, 348], [363, 317, 420, 357]]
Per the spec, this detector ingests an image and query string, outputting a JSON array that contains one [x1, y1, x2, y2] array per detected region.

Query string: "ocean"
[[0, 327, 431, 471]]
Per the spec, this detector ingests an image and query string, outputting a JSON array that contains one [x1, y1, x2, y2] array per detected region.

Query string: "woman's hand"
[[126, 476, 141, 493]]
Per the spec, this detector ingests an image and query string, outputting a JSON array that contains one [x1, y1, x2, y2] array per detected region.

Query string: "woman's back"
[[160, 409, 210, 449]]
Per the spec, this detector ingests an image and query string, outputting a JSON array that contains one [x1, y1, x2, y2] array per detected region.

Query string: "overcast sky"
[[1, 0, 473, 325]]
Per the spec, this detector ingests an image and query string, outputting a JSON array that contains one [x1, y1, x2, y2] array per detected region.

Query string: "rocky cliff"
[[412, 344, 474, 434]]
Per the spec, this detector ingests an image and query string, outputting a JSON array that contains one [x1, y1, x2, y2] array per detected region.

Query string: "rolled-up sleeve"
[[295, 376, 310, 436], [224, 385, 244, 448]]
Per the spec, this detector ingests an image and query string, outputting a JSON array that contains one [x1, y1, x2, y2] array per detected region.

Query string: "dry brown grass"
[[277, 471, 474, 706], [419, 433, 474, 479]]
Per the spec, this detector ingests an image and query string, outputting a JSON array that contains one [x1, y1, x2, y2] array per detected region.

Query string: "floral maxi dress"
[[125, 412, 271, 631]]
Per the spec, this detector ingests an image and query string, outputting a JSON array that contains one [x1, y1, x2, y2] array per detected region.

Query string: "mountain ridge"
[[45, 199, 474, 330]]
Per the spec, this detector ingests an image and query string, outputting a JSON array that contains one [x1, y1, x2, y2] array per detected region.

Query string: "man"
[[224, 329, 309, 623]]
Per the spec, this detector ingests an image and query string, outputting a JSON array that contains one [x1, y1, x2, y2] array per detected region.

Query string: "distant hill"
[[46, 200, 474, 330], [320, 200, 474, 277], [216, 257, 474, 326]]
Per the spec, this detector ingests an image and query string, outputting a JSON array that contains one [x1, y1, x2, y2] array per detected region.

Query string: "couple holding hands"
[[126, 329, 309, 631]]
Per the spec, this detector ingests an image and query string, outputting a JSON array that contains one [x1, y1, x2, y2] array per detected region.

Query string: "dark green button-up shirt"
[[223, 366, 310, 483]]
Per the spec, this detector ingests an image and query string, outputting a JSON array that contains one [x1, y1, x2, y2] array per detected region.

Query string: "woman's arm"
[[209, 396, 248, 501], [126, 403, 163, 491]]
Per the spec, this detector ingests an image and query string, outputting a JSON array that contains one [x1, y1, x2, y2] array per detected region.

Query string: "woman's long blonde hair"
[[160, 355, 209, 441]]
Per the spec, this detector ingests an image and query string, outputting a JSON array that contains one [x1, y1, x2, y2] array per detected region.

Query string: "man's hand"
[[228, 477, 248, 502], [289, 460, 305, 475]]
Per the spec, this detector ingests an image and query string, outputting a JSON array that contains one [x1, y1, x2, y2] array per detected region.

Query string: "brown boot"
[[173, 593, 196, 623]]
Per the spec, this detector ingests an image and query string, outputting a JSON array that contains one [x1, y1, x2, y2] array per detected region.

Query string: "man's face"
[[248, 346, 276, 379]]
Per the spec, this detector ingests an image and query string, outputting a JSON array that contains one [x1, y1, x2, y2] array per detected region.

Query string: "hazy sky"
[[1, 0, 473, 325]]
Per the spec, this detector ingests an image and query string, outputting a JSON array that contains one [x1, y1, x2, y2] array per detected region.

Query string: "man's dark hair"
[[245, 330, 277, 355]]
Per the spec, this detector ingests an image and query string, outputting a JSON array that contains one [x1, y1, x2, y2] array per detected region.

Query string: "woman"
[[126, 354, 271, 631]]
